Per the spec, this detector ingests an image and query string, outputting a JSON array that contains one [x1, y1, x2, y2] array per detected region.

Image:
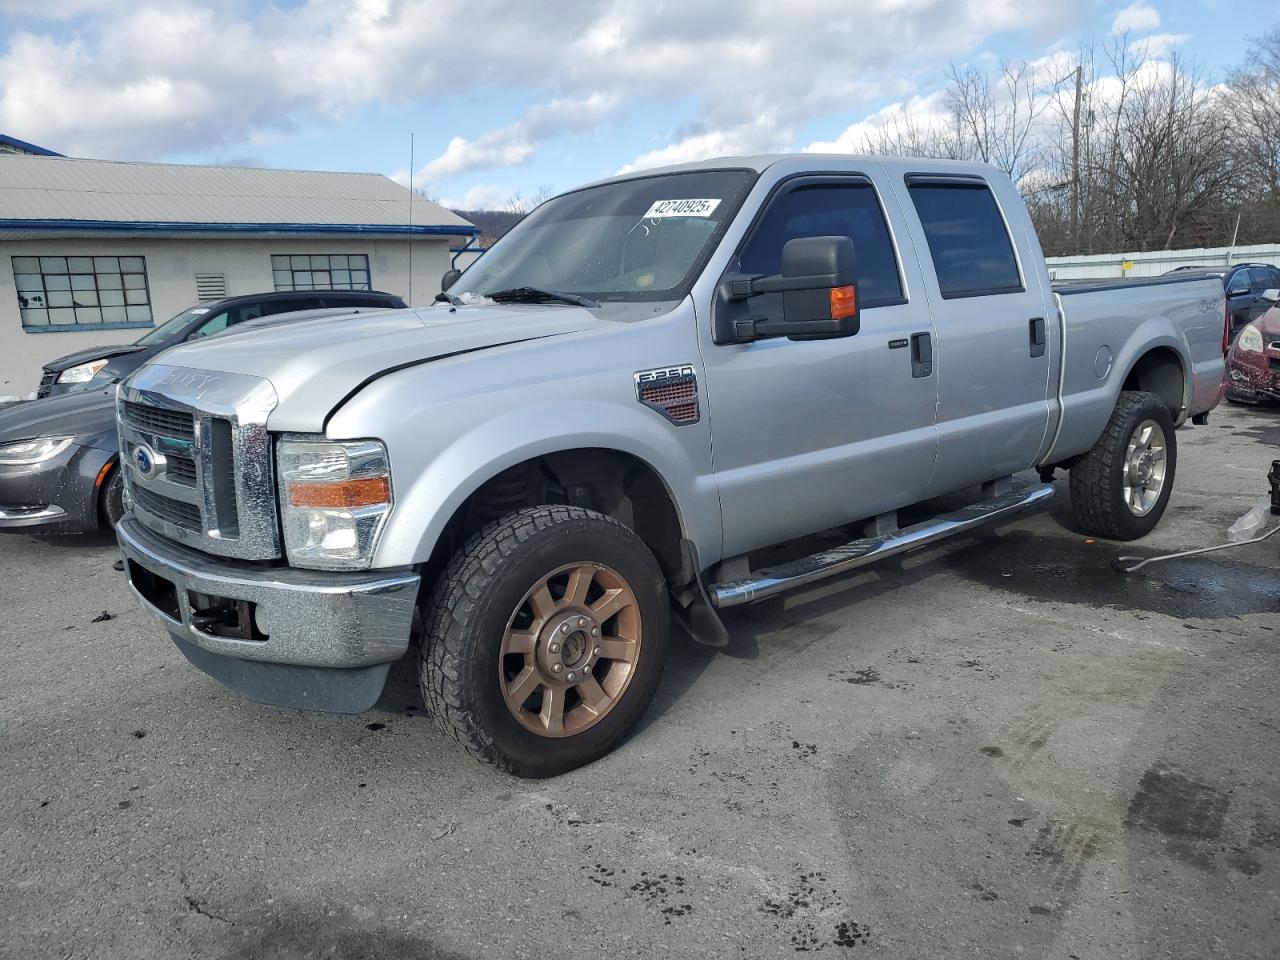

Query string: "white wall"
[[1046, 242, 1280, 281], [0, 235, 454, 397]]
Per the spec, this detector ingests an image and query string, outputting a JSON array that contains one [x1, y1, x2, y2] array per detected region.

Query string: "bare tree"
[[944, 59, 1044, 185], [1223, 27, 1280, 243]]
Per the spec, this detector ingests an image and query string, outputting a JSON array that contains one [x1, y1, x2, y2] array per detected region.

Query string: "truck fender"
[[370, 400, 722, 571]]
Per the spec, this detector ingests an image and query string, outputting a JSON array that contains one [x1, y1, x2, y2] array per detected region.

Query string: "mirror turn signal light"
[[829, 285, 857, 320], [288, 476, 391, 509]]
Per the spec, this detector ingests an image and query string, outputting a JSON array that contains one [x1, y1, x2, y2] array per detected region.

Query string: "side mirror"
[[1263, 288, 1280, 303], [1228, 283, 1250, 297], [714, 236, 860, 344], [441, 268, 462, 292]]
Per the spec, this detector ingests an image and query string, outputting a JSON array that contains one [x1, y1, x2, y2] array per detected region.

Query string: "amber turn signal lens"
[[288, 476, 391, 509], [829, 285, 857, 319]]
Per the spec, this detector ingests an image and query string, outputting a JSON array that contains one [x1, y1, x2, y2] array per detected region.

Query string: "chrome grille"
[[123, 401, 195, 439], [132, 485, 201, 531], [117, 365, 282, 561], [167, 455, 197, 486]]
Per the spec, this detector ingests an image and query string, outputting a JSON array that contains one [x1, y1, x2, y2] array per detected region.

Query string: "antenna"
[[407, 132, 415, 304]]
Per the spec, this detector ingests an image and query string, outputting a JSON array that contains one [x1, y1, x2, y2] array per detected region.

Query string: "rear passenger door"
[[898, 175, 1056, 491]]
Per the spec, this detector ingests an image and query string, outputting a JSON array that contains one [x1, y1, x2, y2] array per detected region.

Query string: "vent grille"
[[166, 455, 197, 486], [123, 401, 195, 439], [195, 273, 227, 302], [637, 373, 699, 425], [36, 369, 58, 399], [132, 485, 202, 532]]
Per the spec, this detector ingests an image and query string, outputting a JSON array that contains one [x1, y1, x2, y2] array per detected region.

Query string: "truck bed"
[[1046, 272, 1225, 463]]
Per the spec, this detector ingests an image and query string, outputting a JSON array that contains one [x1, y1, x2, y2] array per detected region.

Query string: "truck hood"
[[135, 304, 605, 431]]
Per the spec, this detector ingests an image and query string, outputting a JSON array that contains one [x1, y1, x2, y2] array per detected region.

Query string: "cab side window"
[[1226, 269, 1251, 296], [907, 181, 1023, 299], [1248, 267, 1275, 292], [737, 183, 904, 308]]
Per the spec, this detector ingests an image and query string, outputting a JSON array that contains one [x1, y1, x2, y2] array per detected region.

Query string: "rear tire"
[[1069, 391, 1177, 541], [420, 505, 670, 777]]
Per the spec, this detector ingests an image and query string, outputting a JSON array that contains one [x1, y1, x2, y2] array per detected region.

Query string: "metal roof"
[[0, 156, 475, 237], [0, 134, 63, 157]]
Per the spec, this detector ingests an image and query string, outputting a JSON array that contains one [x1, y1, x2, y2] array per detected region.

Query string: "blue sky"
[[0, 0, 1268, 208]]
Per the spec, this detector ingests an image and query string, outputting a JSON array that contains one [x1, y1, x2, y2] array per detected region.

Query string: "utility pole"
[[1071, 64, 1083, 246], [407, 132, 415, 304]]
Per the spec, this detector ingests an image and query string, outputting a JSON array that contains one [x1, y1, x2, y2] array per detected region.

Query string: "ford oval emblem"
[[134, 443, 155, 477]]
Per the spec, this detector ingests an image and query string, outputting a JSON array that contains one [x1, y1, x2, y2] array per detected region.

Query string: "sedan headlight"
[[57, 359, 110, 384], [276, 436, 393, 570], [1238, 324, 1265, 354], [0, 436, 75, 465]]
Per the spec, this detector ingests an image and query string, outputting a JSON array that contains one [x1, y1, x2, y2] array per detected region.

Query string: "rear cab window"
[[906, 179, 1023, 299], [736, 180, 905, 307]]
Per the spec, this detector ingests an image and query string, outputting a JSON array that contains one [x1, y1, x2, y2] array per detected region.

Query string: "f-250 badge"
[[634, 365, 700, 426]]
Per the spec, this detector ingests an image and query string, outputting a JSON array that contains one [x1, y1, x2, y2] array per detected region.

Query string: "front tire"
[[99, 465, 125, 529], [420, 505, 670, 777], [1069, 390, 1177, 541]]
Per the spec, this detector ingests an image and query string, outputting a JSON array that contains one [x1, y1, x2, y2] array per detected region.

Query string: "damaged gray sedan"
[[0, 388, 121, 534]]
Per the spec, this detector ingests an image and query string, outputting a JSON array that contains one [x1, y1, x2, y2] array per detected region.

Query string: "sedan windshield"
[[449, 169, 757, 304], [133, 304, 211, 346]]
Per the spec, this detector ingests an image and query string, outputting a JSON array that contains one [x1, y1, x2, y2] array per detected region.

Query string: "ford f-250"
[[113, 155, 1227, 776]]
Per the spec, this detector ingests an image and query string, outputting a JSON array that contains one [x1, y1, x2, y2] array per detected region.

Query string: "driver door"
[[701, 175, 939, 558]]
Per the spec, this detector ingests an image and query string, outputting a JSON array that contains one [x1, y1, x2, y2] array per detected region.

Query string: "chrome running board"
[[708, 483, 1055, 609]]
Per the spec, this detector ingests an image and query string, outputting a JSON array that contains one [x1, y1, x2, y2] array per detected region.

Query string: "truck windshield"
[[449, 169, 758, 304]]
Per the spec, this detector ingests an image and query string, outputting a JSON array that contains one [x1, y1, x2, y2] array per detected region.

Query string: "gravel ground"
[[2, 403, 1278, 960]]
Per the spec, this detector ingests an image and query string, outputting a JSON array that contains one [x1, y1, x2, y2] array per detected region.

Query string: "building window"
[[12, 255, 153, 330], [271, 254, 371, 292]]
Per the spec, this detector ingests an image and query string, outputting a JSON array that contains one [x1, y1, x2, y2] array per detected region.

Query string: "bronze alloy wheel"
[[499, 562, 642, 738]]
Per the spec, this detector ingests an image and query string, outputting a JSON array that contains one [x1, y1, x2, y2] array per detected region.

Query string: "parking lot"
[[2, 402, 1277, 959]]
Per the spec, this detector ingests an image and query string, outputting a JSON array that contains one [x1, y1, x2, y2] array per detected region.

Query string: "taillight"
[[1223, 302, 1231, 355]]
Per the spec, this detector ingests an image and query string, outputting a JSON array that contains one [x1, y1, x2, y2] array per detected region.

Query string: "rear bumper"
[[116, 515, 420, 713]]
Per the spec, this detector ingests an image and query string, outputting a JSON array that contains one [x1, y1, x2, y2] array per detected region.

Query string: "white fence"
[[1046, 242, 1280, 281]]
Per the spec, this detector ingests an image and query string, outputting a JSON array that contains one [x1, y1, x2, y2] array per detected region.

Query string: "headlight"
[[0, 436, 75, 465], [57, 359, 110, 384], [1238, 324, 1265, 354], [276, 436, 392, 570]]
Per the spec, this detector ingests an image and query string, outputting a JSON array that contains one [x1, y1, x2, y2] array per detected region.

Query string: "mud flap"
[[671, 539, 730, 648]]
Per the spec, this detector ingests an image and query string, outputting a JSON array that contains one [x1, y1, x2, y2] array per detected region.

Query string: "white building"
[[0, 154, 476, 397]]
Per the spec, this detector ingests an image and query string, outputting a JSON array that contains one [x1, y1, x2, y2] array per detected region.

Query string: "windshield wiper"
[[487, 286, 600, 309], [434, 291, 464, 305]]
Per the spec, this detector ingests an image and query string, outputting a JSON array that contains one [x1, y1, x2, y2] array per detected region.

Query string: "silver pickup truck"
[[114, 155, 1226, 776]]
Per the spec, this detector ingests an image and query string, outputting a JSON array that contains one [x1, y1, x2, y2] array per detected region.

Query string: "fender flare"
[[370, 400, 722, 569]]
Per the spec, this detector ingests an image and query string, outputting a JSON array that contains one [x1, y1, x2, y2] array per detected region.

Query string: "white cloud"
[[440, 184, 519, 210], [806, 92, 952, 154], [418, 93, 617, 182], [1111, 2, 1161, 35], [0, 0, 1080, 181], [617, 114, 792, 174], [1127, 32, 1189, 59]]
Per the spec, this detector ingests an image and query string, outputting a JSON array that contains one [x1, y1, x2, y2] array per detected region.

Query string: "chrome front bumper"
[[116, 515, 420, 713]]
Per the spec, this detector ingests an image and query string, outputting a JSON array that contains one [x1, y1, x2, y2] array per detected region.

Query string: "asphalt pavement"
[[2, 403, 1278, 959]]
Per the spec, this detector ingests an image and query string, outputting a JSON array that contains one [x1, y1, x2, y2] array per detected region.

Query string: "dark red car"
[[1226, 289, 1280, 405]]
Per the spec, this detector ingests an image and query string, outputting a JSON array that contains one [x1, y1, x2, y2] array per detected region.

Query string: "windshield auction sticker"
[[642, 198, 722, 219]]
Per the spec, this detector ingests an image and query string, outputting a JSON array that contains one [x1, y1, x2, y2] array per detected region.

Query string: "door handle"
[[910, 331, 932, 378], [1029, 317, 1046, 358]]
